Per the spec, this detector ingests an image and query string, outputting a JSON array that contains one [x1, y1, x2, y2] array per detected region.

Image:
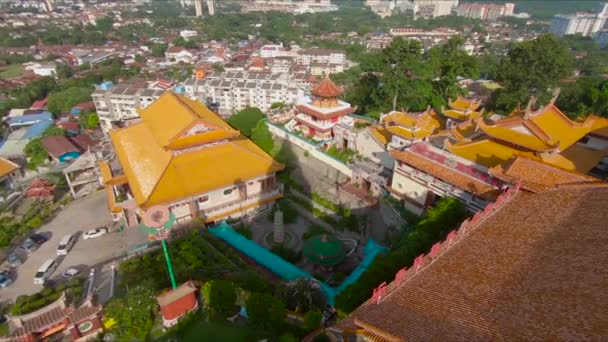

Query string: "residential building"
[[0, 112, 54, 158], [456, 2, 515, 21], [260, 43, 285, 58], [412, 0, 459, 19], [179, 30, 198, 39], [100, 92, 284, 226], [549, 3, 608, 37], [69, 49, 115, 66], [24, 63, 57, 77], [91, 82, 165, 133], [333, 182, 608, 341], [295, 49, 346, 70], [594, 28, 608, 48], [164, 46, 196, 63], [292, 78, 355, 140], [183, 71, 303, 115], [242, 0, 338, 14]]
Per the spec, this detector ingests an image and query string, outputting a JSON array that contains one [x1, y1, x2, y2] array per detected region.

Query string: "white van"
[[57, 234, 76, 256], [34, 258, 58, 285]]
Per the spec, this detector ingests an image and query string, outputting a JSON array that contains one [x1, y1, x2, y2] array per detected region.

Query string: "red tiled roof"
[[336, 185, 608, 341], [69, 134, 98, 152], [311, 77, 343, 98], [41, 136, 79, 158], [157, 281, 198, 321], [57, 121, 80, 132], [30, 98, 48, 110]]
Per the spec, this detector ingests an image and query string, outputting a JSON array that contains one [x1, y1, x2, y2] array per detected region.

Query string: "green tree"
[[491, 34, 574, 113], [82, 113, 100, 129], [303, 309, 323, 331], [427, 36, 479, 101], [276, 278, 327, 313], [335, 198, 467, 313], [151, 43, 168, 57], [227, 107, 265, 137], [250, 120, 274, 153], [246, 292, 286, 333], [104, 284, 156, 339], [557, 77, 608, 118], [24, 139, 48, 170], [47, 87, 92, 115], [55, 63, 73, 79], [202, 279, 237, 318]]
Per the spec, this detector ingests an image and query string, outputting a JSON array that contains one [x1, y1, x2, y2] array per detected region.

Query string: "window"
[[248, 181, 254, 185], [223, 188, 233, 196], [198, 195, 209, 203]]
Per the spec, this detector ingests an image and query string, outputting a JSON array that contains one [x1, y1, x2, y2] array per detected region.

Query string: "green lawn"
[[0, 323, 8, 337], [0, 64, 24, 79]]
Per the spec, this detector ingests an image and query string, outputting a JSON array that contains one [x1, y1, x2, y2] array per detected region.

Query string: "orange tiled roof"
[[0, 157, 19, 178], [489, 156, 604, 193], [311, 77, 343, 98], [391, 149, 501, 200], [335, 185, 608, 340]]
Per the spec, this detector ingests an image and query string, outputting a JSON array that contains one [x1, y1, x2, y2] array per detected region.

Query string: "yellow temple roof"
[[137, 92, 238, 148], [448, 96, 481, 111], [110, 94, 284, 208], [381, 109, 442, 140], [450, 120, 478, 140], [442, 109, 482, 121], [370, 127, 391, 147], [0, 157, 18, 178], [482, 103, 608, 152]]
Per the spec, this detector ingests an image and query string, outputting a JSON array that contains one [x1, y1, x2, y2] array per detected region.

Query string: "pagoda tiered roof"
[[311, 77, 343, 98]]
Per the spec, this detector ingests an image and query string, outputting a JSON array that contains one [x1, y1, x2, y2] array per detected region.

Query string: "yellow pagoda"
[[445, 98, 608, 173], [371, 107, 443, 149], [441, 96, 484, 128], [99, 92, 284, 226]]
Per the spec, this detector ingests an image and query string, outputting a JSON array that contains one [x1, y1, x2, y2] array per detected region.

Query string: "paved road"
[[0, 190, 148, 303]]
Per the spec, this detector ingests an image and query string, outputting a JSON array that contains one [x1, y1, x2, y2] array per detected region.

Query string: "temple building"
[[372, 107, 443, 150], [389, 96, 608, 214], [445, 98, 608, 173], [440, 96, 483, 128], [157, 281, 198, 328], [390, 141, 503, 213], [293, 77, 355, 140], [332, 182, 608, 341], [2, 293, 103, 341], [100, 92, 284, 226]]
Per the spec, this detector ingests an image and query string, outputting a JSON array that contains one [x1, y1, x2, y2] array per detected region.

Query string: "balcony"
[[294, 114, 334, 130], [199, 187, 282, 220]]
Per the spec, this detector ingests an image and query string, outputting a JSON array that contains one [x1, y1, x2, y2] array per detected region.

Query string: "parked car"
[[62, 267, 81, 279], [56, 234, 77, 256], [30, 234, 48, 245], [7, 253, 22, 268], [0, 271, 13, 288], [34, 258, 58, 285], [83, 228, 108, 240], [20, 238, 39, 253]]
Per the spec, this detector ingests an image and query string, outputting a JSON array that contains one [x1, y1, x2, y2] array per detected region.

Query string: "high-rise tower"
[[194, 0, 203, 17], [207, 0, 215, 16]]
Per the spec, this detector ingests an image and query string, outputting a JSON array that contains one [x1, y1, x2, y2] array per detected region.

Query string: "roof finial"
[[524, 96, 537, 119]]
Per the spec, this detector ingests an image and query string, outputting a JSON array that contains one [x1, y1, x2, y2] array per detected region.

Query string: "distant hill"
[[460, 0, 601, 18]]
